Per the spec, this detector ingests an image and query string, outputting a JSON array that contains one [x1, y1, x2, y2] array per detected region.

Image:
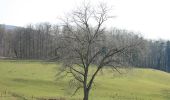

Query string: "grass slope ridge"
[[0, 60, 170, 100]]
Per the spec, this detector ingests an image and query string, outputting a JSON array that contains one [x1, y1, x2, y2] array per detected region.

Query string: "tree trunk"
[[83, 88, 89, 100]]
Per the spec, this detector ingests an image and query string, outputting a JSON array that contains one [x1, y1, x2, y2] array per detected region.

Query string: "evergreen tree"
[[166, 41, 170, 72]]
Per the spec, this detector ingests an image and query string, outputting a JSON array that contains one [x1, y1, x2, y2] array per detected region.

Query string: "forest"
[[0, 23, 170, 72]]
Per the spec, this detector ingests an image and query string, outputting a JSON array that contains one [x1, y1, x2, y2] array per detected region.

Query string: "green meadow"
[[0, 60, 170, 100]]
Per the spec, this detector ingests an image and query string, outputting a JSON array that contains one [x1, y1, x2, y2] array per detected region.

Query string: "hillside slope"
[[0, 60, 170, 100], [0, 24, 18, 30]]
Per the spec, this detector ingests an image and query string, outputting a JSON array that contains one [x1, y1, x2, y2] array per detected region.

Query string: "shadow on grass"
[[162, 89, 170, 100], [10, 78, 66, 92], [11, 78, 56, 85]]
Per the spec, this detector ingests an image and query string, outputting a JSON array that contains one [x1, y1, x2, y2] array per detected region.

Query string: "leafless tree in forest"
[[56, 2, 142, 100]]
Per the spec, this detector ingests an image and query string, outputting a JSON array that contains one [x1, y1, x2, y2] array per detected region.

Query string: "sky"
[[0, 0, 170, 40]]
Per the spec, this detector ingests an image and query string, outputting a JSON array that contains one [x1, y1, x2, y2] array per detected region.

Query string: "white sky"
[[0, 0, 170, 40]]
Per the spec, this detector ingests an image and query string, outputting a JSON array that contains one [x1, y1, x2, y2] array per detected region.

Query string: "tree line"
[[0, 23, 170, 72]]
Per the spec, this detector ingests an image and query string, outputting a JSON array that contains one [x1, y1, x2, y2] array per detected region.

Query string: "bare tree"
[[55, 2, 142, 100], [0, 25, 5, 56]]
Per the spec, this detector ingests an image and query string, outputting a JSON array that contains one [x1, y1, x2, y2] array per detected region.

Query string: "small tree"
[[56, 2, 142, 100]]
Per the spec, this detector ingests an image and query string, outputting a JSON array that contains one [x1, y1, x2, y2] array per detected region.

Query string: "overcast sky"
[[0, 0, 170, 40]]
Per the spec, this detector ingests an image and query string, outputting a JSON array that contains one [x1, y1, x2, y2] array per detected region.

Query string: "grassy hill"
[[0, 60, 170, 100]]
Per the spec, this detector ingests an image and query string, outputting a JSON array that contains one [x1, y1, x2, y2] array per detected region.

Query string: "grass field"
[[0, 60, 170, 100]]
